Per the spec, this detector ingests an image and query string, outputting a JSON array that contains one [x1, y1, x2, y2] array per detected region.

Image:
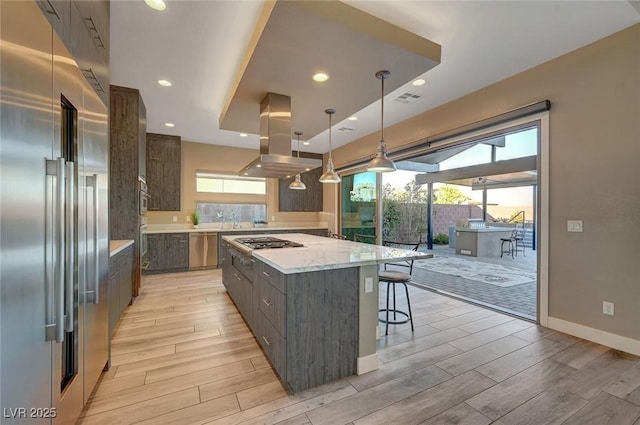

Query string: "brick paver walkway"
[[407, 245, 537, 320]]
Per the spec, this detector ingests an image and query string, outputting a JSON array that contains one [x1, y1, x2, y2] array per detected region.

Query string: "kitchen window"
[[196, 172, 266, 195]]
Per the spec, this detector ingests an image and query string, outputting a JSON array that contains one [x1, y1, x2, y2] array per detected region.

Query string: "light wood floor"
[[78, 269, 640, 425]]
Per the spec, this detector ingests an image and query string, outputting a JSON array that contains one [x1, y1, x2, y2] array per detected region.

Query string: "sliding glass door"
[[340, 171, 378, 244]]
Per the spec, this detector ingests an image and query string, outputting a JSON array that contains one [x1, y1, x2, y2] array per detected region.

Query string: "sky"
[[380, 127, 537, 206]]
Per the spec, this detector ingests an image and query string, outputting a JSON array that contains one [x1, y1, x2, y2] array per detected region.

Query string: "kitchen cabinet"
[[37, 0, 109, 106], [278, 152, 324, 212], [110, 85, 146, 296], [221, 241, 358, 392], [146, 133, 181, 211], [145, 233, 189, 273], [108, 245, 134, 338]]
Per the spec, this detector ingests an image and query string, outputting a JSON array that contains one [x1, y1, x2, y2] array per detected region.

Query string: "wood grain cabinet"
[[108, 245, 134, 337], [221, 241, 358, 393], [110, 85, 146, 296], [278, 152, 324, 212], [145, 233, 189, 273], [146, 133, 181, 211]]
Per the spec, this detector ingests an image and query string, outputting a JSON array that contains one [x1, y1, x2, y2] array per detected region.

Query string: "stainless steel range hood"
[[239, 93, 322, 178]]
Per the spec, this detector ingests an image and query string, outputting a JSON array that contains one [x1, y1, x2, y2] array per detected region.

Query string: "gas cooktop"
[[235, 237, 304, 250]]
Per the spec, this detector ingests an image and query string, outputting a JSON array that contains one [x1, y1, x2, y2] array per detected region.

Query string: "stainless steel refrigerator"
[[0, 2, 109, 424]]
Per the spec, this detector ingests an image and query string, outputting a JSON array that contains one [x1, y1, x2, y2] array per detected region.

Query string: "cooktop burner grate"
[[235, 237, 304, 249]]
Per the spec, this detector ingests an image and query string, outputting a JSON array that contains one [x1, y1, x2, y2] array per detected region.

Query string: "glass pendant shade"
[[320, 109, 341, 184], [289, 130, 307, 190], [367, 70, 396, 173]]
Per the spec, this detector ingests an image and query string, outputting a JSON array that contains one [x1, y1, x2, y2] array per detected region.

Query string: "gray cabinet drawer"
[[258, 277, 286, 335], [258, 261, 286, 293], [256, 310, 285, 378]]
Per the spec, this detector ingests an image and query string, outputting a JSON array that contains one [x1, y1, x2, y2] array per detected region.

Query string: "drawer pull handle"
[[262, 336, 271, 346], [233, 273, 241, 281], [262, 271, 271, 277], [262, 298, 272, 307]]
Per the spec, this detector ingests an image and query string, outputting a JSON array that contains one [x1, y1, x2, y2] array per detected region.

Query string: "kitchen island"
[[221, 233, 431, 393]]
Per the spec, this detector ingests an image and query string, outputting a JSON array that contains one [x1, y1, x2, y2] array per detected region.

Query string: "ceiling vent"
[[337, 127, 355, 132], [393, 92, 421, 104]]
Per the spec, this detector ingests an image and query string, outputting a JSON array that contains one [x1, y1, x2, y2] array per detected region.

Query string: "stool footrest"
[[378, 309, 410, 325]]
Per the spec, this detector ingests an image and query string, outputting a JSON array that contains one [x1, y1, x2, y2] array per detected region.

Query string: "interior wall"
[[147, 141, 322, 225], [328, 24, 640, 342]]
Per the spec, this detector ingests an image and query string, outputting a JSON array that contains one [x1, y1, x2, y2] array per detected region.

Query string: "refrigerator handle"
[[64, 161, 74, 332], [92, 173, 99, 304], [44, 158, 65, 342]]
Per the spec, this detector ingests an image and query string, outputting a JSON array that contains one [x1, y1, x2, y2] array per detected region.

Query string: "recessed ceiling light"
[[347, 116, 358, 121], [412, 79, 426, 86], [313, 72, 329, 82], [164, 122, 175, 128], [239, 133, 248, 137], [302, 141, 310, 146], [145, 0, 166, 11], [244, 172, 248, 176], [256, 164, 262, 168], [305, 168, 311, 171], [158, 79, 172, 87]]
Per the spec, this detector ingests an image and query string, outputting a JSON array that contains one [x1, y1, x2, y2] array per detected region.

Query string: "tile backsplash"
[[196, 202, 267, 224]]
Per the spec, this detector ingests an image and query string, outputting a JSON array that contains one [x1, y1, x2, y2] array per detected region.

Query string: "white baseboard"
[[547, 317, 640, 356], [357, 353, 379, 375]]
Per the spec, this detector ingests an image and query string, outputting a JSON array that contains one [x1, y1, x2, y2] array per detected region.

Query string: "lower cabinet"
[[108, 245, 134, 337], [221, 241, 359, 393], [145, 232, 189, 273]]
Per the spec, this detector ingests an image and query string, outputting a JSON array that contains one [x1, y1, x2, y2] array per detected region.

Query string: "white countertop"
[[222, 233, 432, 274], [110, 240, 134, 257], [144, 225, 328, 234]]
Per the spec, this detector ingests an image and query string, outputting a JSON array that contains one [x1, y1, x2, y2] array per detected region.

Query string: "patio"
[[406, 244, 537, 320]]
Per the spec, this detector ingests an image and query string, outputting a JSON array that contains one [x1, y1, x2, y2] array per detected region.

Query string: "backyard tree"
[[434, 184, 470, 205]]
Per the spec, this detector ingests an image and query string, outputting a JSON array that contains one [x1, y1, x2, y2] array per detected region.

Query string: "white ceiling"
[[110, 1, 640, 155]]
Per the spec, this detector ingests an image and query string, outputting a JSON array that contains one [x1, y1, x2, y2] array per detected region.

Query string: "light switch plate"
[[172, 216, 177, 222], [567, 220, 583, 232], [365, 277, 373, 293]]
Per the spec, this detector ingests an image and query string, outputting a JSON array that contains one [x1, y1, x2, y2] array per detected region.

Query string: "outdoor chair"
[[378, 241, 420, 335], [500, 229, 518, 258], [513, 228, 527, 257]]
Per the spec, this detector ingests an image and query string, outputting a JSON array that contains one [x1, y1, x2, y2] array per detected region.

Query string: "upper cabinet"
[[36, 0, 109, 106], [279, 152, 324, 212], [146, 133, 181, 211]]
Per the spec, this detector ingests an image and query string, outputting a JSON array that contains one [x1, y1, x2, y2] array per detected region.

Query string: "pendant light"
[[367, 70, 397, 172], [289, 131, 307, 190], [319, 108, 341, 183]]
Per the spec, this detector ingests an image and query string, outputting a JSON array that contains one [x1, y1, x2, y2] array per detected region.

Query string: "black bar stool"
[[378, 241, 419, 335], [378, 270, 414, 335]]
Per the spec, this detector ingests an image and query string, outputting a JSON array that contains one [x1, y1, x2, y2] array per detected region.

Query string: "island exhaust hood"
[[239, 93, 322, 178]]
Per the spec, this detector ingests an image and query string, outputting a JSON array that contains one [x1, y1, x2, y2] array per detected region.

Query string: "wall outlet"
[[186, 215, 191, 222], [271, 216, 275, 222], [567, 220, 583, 232], [364, 277, 373, 293], [461, 249, 472, 255], [172, 216, 177, 222], [602, 301, 614, 316]]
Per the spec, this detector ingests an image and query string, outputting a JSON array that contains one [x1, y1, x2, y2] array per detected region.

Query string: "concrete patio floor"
[[407, 244, 537, 320]]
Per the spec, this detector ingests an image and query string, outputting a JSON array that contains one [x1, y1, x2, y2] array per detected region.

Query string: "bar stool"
[[378, 270, 414, 335], [500, 229, 517, 258], [378, 241, 419, 335]]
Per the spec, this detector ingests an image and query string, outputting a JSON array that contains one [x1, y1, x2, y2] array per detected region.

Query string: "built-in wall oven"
[[139, 178, 149, 216]]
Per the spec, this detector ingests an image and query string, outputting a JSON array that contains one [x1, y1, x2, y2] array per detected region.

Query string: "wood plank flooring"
[[78, 269, 640, 425]]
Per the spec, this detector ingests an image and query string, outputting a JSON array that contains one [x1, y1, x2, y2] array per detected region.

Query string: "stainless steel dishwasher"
[[189, 232, 218, 269]]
